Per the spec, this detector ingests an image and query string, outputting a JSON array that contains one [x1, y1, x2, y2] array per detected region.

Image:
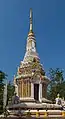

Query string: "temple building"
[[14, 9, 49, 103], [6, 9, 65, 118]]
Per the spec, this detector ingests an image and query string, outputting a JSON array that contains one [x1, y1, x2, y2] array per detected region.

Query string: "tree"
[[0, 71, 15, 114], [47, 68, 65, 102], [0, 71, 7, 114], [7, 81, 15, 105]]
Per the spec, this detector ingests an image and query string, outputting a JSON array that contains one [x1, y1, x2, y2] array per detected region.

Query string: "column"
[[31, 83, 34, 98], [26, 80, 27, 97], [39, 83, 42, 102], [21, 81, 22, 97], [22, 81, 23, 97], [28, 81, 29, 97], [16, 84, 18, 96], [15, 84, 18, 96]]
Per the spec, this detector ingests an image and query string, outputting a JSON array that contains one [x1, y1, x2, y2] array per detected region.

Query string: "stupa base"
[[6, 102, 65, 118]]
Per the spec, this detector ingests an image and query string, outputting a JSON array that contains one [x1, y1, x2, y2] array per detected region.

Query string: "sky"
[[0, 0, 65, 81]]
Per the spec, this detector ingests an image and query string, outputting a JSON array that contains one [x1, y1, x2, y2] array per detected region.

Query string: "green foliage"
[[0, 70, 14, 114], [47, 68, 65, 102], [0, 71, 6, 114], [7, 82, 15, 105]]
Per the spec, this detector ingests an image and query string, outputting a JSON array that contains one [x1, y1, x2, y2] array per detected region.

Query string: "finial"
[[30, 8, 33, 31]]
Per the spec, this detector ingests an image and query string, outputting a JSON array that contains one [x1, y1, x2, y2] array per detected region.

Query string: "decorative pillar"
[[14, 77, 18, 96], [26, 80, 27, 97], [31, 83, 34, 98], [15, 84, 18, 96], [28, 81, 29, 97], [22, 81, 23, 97], [39, 83, 42, 102], [18, 81, 21, 97], [20, 81, 21, 98], [21, 81, 22, 97]]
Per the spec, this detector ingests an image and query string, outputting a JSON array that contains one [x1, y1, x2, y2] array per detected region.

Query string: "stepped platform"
[[4, 102, 65, 118]]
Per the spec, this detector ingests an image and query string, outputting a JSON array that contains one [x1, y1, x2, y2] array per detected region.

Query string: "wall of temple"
[[18, 79, 31, 98]]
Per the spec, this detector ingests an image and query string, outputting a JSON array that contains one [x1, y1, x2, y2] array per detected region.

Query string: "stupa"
[[7, 9, 65, 118], [14, 8, 50, 103]]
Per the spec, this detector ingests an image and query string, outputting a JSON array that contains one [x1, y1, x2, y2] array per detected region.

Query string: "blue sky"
[[0, 0, 65, 81]]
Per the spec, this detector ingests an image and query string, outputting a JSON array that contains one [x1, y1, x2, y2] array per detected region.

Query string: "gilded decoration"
[[18, 79, 31, 98]]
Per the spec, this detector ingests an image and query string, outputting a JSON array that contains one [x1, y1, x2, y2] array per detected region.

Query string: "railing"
[[7, 109, 65, 118]]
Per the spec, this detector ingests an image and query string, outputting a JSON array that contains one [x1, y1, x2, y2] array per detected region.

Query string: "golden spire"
[[30, 8, 33, 32]]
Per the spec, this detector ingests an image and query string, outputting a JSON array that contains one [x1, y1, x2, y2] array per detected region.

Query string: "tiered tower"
[[14, 9, 49, 102]]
